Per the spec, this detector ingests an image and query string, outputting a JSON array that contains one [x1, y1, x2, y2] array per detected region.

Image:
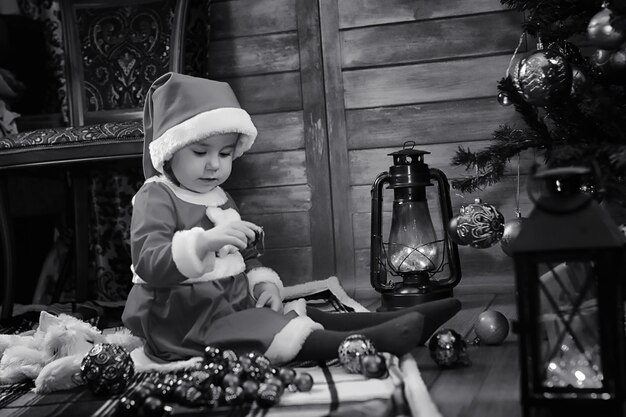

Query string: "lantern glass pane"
[[536, 261, 603, 390]]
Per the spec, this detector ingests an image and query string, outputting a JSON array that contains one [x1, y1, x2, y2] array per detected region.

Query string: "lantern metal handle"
[[429, 168, 462, 289], [370, 171, 394, 292]]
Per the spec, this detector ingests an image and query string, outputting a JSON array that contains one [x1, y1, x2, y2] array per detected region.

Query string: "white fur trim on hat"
[[149, 107, 257, 174], [247, 267, 285, 300], [263, 316, 323, 364], [171, 227, 216, 279]]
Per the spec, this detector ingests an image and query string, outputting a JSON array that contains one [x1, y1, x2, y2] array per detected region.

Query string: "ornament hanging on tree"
[[587, 4, 626, 50], [497, 91, 512, 106], [474, 310, 510, 345], [569, 64, 590, 98], [501, 213, 526, 256], [428, 328, 471, 368], [512, 43, 572, 106], [447, 198, 505, 248]]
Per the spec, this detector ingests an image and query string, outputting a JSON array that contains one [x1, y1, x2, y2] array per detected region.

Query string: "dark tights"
[[295, 298, 461, 361]]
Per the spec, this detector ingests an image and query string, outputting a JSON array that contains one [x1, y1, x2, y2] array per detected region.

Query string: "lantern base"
[[377, 288, 453, 311]]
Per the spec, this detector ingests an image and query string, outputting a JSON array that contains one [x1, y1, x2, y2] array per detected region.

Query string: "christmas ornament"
[[242, 379, 260, 401], [80, 343, 134, 396], [569, 64, 590, 98], [428, 328, 470, 368], [512, 47, 572, 106], [547, 40, 585, 66], [449, 198, 505, 248], [204, 345, 221, 362], [360, 353, 388, 379], [500, 214, 526, 256], [587, 5, 626, 50], [278, 367, 296, 385], [338, 334, 378, 374], [257, 382, 281, 408], [497, 91, 512, 106], [224, 385, 245, 405], [294, 372, 314, 392], [474, 310, 510, 345], [139, 396, 172, 417], [221, 372, 240, 388]]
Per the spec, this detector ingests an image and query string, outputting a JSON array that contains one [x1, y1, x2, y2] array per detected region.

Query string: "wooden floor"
[[362, 291, 521, 417]]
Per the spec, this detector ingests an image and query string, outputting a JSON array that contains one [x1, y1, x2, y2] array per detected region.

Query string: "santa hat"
[[142, 72, 257, 178]]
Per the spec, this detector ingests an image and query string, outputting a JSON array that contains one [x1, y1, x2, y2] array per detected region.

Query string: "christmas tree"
[[451, 0, 626, 207]]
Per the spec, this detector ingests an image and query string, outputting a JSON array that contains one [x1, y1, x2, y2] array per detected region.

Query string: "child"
[[122, 72, 461, 364]]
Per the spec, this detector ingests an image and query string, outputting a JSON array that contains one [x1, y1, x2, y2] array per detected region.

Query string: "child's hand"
[[202, 221, 259, 253], [254, 282, 283, 313]]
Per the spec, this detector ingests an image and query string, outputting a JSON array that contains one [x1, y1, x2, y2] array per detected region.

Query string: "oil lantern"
[[370, 142, 461, 310]]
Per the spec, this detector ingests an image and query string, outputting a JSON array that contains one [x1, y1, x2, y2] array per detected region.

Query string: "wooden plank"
[[319, 0, 356, 289], [338, 0, 507, 29], [225, 72, 302, 114], [345, 97, 521, 150], [244, 212, 311, 249], [211, 0, 296, 39], [209, 33, 299, 77], [296, 0, 336, 281], [228, 150, 307, 189], [249, 111, 304, 153], [343, 54, 511, 109], [341, 12, 523, 68], [259, 246, 313, 285], [348, 142, 538, 186], [229, 184, 311, 214], [349, 175, 533, 215]]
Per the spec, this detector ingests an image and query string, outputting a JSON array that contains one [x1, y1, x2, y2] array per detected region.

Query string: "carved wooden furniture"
[[0, 0, 190, 321]]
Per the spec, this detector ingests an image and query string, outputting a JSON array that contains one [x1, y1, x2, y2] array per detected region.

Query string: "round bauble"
[[338, 334, 377, 374], [587, 6, 626, 50], [500, 216, 526, 256], [428, 328, 470, 368], [360, 353, 388, 379], [497, 91, 512, 106], [80, 343, 134, 396], [294, 372, 314, 392], [454, 199, 505, 249], [512, 49, 572, 106], [475, 310, 510, 345]]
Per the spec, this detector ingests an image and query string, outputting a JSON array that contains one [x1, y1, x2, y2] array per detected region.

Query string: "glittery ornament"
[[222, 349, 238, 365], [294, 372, 314, 392], [80, 343, 134, 396], [497, 91, 512, 106], [547, 40, 585, 65], [500, 215, 526, 256], [203, 346, 221, 363], [450, 198, 505, 248], [474, 310, 510, 345], [587, 6, 626, 49], [224, 386, 245, 405], [117, 395, 140, 416], [254, 354, 272, 371], [512, 49, 572, 106], [428, 328, 470, 368], [338, 334, 378, 374], [360, 353, 388, 379], [264, 376, 284, 394], [256, 383, 281, 408]]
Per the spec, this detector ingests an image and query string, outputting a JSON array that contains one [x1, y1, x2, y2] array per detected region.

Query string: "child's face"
[[169, 132, 239, 193]]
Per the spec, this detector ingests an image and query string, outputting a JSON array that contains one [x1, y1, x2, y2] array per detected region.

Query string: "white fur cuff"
[[264, 316, 323, 364], [172, 227, 216, 279], [247, 267, 285, 299]]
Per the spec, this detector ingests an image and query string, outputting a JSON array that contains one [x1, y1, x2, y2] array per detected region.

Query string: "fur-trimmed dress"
[[122, 176, 322, 363]]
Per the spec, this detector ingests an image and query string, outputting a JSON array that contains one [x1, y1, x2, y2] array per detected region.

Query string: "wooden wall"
[[209, 0, 535, 295]]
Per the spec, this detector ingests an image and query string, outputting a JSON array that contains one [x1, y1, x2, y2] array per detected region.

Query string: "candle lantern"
[[370, 142, 461, 310], [511, 166, 626, 417]]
